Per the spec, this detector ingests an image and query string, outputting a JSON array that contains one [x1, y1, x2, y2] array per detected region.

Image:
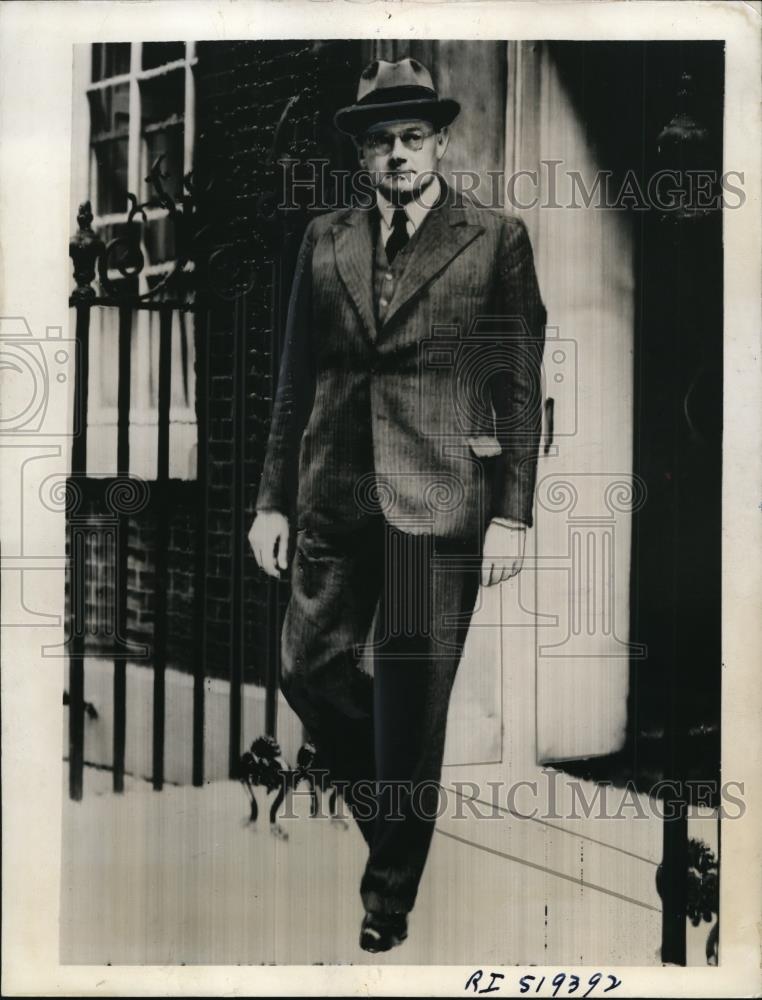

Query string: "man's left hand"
[[481, 520, 527, 587]]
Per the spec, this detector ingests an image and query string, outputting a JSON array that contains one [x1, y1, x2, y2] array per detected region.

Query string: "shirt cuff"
[[491, 516, 528, 530]]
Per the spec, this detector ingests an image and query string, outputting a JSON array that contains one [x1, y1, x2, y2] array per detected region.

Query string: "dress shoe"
[[359, 911, 408, 953]]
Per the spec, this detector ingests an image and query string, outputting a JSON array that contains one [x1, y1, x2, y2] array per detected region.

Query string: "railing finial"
[[69, 200, 105, 302]]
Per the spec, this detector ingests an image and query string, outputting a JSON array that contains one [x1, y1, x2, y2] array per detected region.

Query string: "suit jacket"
[[256, 179, 547, 540]]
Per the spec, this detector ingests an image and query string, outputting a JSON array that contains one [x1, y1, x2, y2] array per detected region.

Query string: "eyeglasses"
[[360, 127, 436, 155]]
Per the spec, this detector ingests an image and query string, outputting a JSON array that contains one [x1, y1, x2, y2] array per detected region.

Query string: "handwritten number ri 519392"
[[464, 970, 623, 996]]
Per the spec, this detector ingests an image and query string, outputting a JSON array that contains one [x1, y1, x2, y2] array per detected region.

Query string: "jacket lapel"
[[381, 195, 485, 330], [330, 186, 486, 340], [332, 208, 377, 341]]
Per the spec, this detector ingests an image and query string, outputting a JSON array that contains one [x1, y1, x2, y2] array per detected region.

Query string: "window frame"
[[71, 42, 199, 480]]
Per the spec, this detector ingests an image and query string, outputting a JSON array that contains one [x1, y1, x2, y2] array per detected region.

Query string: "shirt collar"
[[375, 174, 442, 234]]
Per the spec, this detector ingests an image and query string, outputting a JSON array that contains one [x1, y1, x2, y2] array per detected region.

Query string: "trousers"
[[279, 512, 483, 916]]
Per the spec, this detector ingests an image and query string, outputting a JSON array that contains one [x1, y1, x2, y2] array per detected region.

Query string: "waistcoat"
[[371, 210, 426, 325]]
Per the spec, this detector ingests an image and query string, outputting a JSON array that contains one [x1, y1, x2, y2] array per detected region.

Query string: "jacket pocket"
[[466, 435, 502, 458]]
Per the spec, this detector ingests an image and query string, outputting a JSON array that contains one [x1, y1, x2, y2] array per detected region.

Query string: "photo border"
[[1, 1, 760, 995]]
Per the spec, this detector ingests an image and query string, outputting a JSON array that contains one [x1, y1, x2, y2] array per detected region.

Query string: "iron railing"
[[66, 161, 231, 798]]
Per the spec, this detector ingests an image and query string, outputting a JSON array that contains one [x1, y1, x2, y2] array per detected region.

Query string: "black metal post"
[[152, 306, 173, 790], [113, 304, 132, 793], [191, 306, 210, 787], [68, 303, 91, 801]]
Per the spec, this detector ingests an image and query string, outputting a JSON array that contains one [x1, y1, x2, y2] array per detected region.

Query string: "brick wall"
[[192, 40, 363, 684], [69, 494, 197, 670]]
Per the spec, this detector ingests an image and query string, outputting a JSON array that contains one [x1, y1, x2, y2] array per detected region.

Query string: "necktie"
[[385, 207, 409, 264]]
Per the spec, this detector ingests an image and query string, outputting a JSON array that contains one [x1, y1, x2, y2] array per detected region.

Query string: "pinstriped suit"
[[255, 177, 546, 917], [256, 177, 547, 534]]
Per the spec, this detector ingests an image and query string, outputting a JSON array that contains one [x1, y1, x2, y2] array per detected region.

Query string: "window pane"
[[143, 294, 196, 407], [143, 291, 198, 480], [94, 138, 129, 215], [143, 212, 177, 265], [140, 70, 184, 129], [142, 42, 185, 70], [89, 83, 130, 138], [93, 303, 119, 409], [91, 43, 131, 82], [91, 276, 137, 408], [169, 307, 198, 480], [142, 125, 185, 204], [97, 220, 134, 247], [140, 70, 185, 200]]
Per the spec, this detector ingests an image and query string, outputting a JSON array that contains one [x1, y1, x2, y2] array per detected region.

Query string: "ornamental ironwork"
[[69, 154, 255, 305]]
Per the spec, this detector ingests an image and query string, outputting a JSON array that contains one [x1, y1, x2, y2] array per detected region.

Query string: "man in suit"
[[249, 57, 546, 952]]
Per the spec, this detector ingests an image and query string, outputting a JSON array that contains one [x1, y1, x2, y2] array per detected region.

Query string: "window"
[[76, 43, 198, 480]]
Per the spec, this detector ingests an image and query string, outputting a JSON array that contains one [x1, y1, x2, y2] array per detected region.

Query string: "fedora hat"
[[334, 57, 460, 137]]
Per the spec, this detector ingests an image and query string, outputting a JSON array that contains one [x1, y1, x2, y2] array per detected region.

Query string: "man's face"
[[357, 119, 449, 204]]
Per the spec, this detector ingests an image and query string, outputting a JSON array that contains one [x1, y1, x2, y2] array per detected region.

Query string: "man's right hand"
[[248, 509, 290, 579]]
